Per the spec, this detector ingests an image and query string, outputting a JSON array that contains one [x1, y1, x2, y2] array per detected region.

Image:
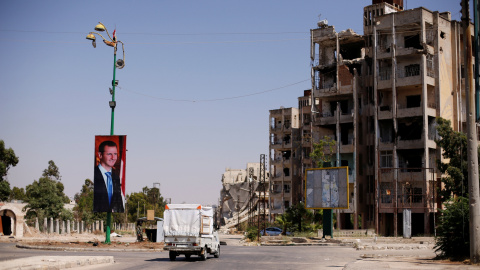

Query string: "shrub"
[[246, 226, 258, 242], [435, 196, 469, 259]]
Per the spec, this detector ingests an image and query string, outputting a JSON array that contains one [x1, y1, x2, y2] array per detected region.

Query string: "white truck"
[[163, 204, 220, 261]]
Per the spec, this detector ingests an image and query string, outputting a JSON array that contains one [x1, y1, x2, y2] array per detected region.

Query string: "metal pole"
[[475, 0, 480, 121], [105, 45, 117, 245], [462, 0, 480, 263]]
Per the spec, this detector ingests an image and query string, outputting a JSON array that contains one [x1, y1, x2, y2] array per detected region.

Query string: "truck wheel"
[[214, 245, 220, 258], [200, 248, 207, 261], [169, 251, 176, 261]]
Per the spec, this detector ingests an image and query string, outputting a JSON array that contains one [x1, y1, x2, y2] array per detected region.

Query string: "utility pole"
[[248, 167, 254, 226], [462, 0, 480, 263]]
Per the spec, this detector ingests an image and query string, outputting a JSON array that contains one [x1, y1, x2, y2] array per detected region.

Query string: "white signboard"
[[305, 167, 349, 209]]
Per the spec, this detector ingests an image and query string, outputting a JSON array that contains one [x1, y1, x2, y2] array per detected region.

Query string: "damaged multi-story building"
[[217, 163, 269, 230], [269, 0, 476, 236], [268, 107, 302, 219]]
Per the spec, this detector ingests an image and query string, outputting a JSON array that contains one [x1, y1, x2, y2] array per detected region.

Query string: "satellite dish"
[[116, 59, 125, 69]]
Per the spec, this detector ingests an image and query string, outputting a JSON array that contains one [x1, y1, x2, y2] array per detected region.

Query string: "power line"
[[0, 38, 308, 45], [0, 29, 308, 36], [117, 79, 310, 103]]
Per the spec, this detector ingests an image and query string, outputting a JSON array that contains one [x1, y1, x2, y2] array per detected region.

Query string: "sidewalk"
[[2, 256, 115, 270]]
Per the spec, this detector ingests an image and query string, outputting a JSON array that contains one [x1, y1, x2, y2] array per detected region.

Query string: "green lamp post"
[[86, 22, 125, 244]]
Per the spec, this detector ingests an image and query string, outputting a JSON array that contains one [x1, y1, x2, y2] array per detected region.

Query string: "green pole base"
[[105, 212, 111, 244], [323, 209, 333, 239]]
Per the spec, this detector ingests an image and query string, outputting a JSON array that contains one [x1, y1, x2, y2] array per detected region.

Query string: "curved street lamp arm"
[[117, 40, 125, 65], [89, 32, 110, 43], [97, 22, 113, 41]]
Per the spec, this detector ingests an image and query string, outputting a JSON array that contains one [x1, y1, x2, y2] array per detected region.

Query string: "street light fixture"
[[85, 22, 126, 134], [86, 22, 126, 244]]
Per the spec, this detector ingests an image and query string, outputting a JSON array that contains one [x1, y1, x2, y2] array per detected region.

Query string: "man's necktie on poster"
[[106, 172, 113, 204]]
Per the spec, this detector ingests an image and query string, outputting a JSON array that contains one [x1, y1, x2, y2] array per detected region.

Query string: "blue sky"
[[0, 1, 464, 205]]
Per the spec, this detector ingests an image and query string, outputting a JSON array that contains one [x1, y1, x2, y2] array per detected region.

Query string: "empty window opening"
[[406, 95, 421, 108], [398, 120, 422, 140], [283, 168, 290, 177], [398, 149, 423, 170], [404, 34, 422, 49], [379, 121, 394, 143], [340, 100, 349, 114], [340, 41, 363, 60]]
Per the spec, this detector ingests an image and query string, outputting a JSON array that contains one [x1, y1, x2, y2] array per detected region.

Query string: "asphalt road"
[[0, 242, 361, 270]]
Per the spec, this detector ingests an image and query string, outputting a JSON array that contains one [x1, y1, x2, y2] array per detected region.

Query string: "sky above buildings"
[[0, 0, 465, 205]]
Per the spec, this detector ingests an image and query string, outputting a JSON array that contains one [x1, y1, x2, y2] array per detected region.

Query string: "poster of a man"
[[94, 135, 126, 213]]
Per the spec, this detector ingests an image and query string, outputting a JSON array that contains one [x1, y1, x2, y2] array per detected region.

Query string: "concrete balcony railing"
[[378, 106, 393, 119], [397, 105, 422, 118]]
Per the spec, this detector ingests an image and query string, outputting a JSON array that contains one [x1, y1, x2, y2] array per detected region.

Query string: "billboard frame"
[[304, 166, 349, 210]]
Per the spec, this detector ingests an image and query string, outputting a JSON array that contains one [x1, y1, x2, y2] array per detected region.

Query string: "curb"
[[16, 244, 165, 252], [2, 256, 115, 270]]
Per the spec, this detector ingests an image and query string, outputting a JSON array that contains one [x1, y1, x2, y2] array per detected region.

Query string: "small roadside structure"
[[136, 216, 164, 242]]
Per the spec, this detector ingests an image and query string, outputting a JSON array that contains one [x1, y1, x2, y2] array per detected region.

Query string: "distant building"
[[217, 163, 269, 229]]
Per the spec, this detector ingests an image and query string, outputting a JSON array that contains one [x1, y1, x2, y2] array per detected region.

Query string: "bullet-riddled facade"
[[270, 0, 475, 236]]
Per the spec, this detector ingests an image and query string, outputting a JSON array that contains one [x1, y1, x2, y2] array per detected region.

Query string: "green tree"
[[435, 197, 470, 259], [9, 186, 26, 201], [23, 161, 70, 219], [433, 117, 480, 259], [310, 135, 336, 168], [0, 180, 11, 201], [275, 214, 292, 235], [43, 160, 61, 181], [285, 202, 314, 232], [126, 191, 149, 222], [73, 179, 105, 223], [435, 118, 468, 200], [0, 140, 19, 181]]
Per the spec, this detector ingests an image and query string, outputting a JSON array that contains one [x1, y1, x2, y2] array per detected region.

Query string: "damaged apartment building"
[[269, 0, 475, 236], [217, 163, 269, 230]]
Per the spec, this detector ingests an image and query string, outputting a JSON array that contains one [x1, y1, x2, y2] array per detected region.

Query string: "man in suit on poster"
[[94, 140, 124, 212]]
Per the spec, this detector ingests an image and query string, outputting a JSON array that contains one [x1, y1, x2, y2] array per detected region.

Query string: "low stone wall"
[[317, 229, 376, 238]]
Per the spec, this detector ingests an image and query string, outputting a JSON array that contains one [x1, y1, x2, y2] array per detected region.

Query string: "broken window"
[[378, 34, 390, 52], [427, 54, 434, 77], [398, 120, 422, 140], [398, 149, 423, 170], [283, 168, 290, 177], [379, 121, 394, 143], [404, 34, 422, 49], [404, 64, 420, 77], [340, 41, 363, 60], [403, 185, 423, 204], [380, 151, 393, 168], [406, 95, 421, 108], [284, 184, 291, 193], [380, 182, 393, 203], [340, 100, 349, 114], [282, 151, 291, 160]]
